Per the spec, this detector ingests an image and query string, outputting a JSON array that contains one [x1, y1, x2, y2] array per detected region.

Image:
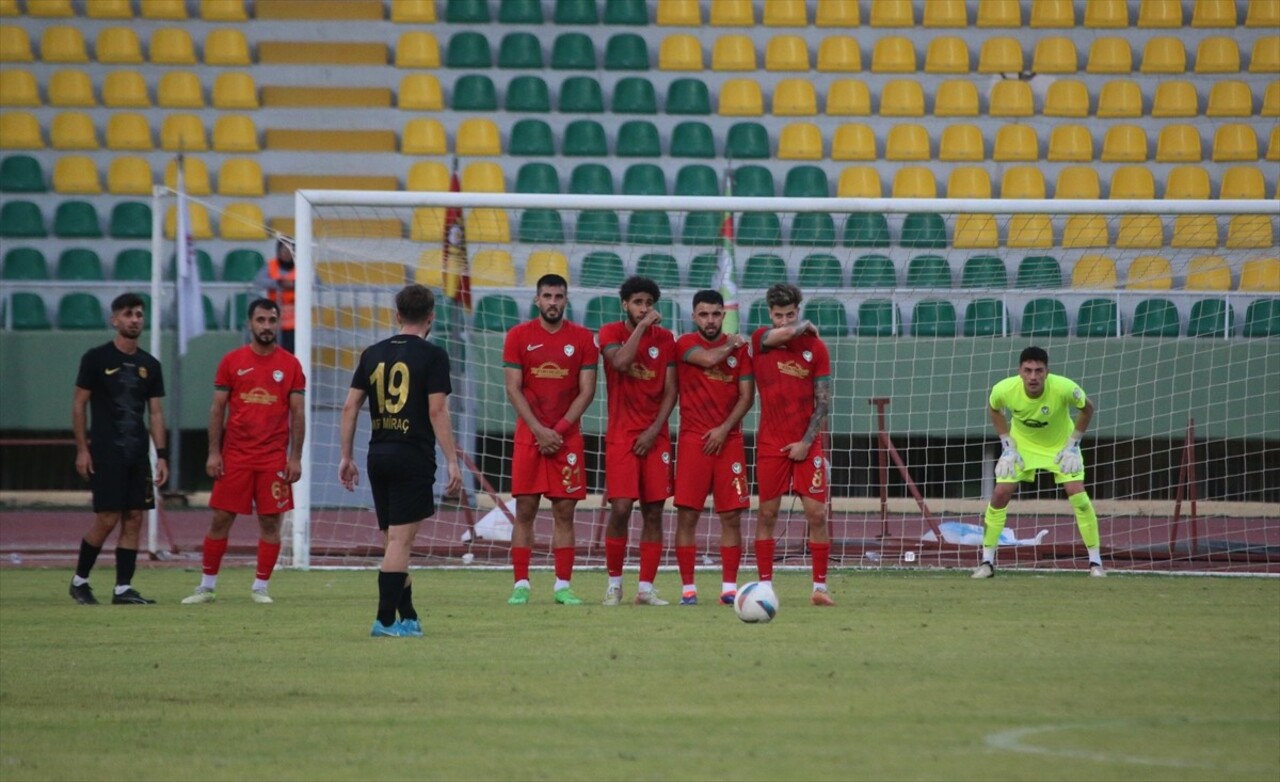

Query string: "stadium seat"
[[569, 164, 613, 195], [911, 299, 957, 336], [473, 295, 520, 332], [580, 251, 625, 287], [1071, 255, 1118, 288], [1156, 125, 1202, 163], [605, 0, 647, 25], [1032, 37, 1078, 73], [1151, 80, 1198, 117], [1186, 256, 1232, 290], [1207, 81, 1254, 117], [1087, 37, 1132, 73], [733, 165, 774, 196], [1269, 128, 1280, 163], [57, 293, 105, 330], [712, 35, 755, 71], [1248, 0, 1280, 26], [54, 69, 100, 107], [613, 77, 657, 114], [796, 254, 843, 287], [555, 0, 598, 24], [1076, 298, 1121, 337], [1126, 256, 1173, 289], [737, 213, 782, 247], [622, 164, 665, 196], [635, 254, 680, 288], [561, 120, 607, 156], [106, 113, 152, 151], [828, 123, 873, 161], [948, 166, 991, 197], [1085, 0, 1129, 26], [934, 80, 979, 116], [667, 78, 711, 114], [817, 35, 861, 72], [674, 164, 718, 196], [0, 200, 44, 237], [892, 166, 937, 198], [9, 292, 50, 330], [392, 0, 434, 21], [160, 114, 207, 152], [97, 27, 142, 64], [455, 118, 500, 156], [605, 33, 649, 70], [151, 27, 197, 65], [881, 79, 925, 116], [856, 299, 898, 336], [56, 248, 104, 281], [784, 165, 829, 198], [1164, 166, 1209, 201], [401, 118, 446, 156], [0, 155, 43, 192], [159, 71, 204, 108], [1196, 37, 1239, 73], [658, 34, 702, 71], [1251, 37, 1280, 73], [1138, 0, 1182, 26], [885, 123, 928, 160], [523, 250, 569, 285], [710, 0, 754, 25], [462, 161, 505, 194], [220, 202, 266, 241], [1044, 80, 1089, 117], [496, 0, 539, 22], [670, 122, 716, 158], [54, 201, 102, 238], [1213, 125, 1259, 162], [1047, 125, 1093, 161], [0, 26, 32, 62], [41, 26, 88, 63], [871, 36, 915, 72], [1227, 215, 1272, 249], [399, 74, 442, 110], [1030, 0, 1074, 26], [223, 249, 264, 282], [719, 79, 764, 115], [616, 120, 661, 157], [514, 162, 559, 194], [764, 0, 807, 26], [657, 0, 699, 25], [686, 253, 721, 287], [963, 299, 1009, 336], [773, 79, 817, 116], [0, 70, 38, 106], [1021, 298, 1068, 337], [838, 166, 883, 198], [993, 124, 1038, 162], [1112, 168, 1163, 247], [827, 80, 871, 115], [202, 0, 248, 21], [1056, 166, 1101, 199], [777, 122, 821, 159], [1187, 299, 1234, 337], [850, 254, 896, 287], [1016, 256, 1062, 288], [953, 206, 997, 250], [870, 0, 914, 26], [961, 255, 1008, 288], [3, 247, 47, 279], [471, 250, 516, 287], [1191, 0, 1237, 25], [109, 200, 151, 238], [507, 119, 554, 156], [1100, 125, 1148, 162], [627, 211, 673, 245], [726, 122, 770, 159], [924, 0, 967, 27], [551, 33, 595, 70], [805, 298, 849, 336], [765, 35, 809, 71], [1243, 299, 1280, 337], [452, 74, 497, 111], [497, 32, 542, 70], [1220, 166, 1267, 199], [519, 210, 565, 244], [446, 0, 488, 22], [1097, 79, 1142, 117], [52, 156, 100, 194], [790, 213, 836, 247], [905, 255, 952, 288], [815, 0, 860, 26], [978, 36, 1023, 73], [445, 31, 489, 69], [989, 80, 1033, 117]]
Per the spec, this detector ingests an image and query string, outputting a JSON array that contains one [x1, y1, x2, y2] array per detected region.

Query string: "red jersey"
[[503, 318, 599, 446], [675, 332, 752, 437], [599, 320, 675, 442], [750, 328, 831, 450], [214, 345, 305, 469]]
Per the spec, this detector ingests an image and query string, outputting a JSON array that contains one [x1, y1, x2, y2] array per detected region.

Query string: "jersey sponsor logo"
[[237, 367, 254, 376], [647, 346, 659, 359], [777, 360, 811, 380], [530, 362, 570, 379], [104, 367, 121, 375], [273, 370, 284, 383], [525, 343, 544, 351], [626, 364, 657, 381], [802, 350, 813, 362], [1020, 418, 1049, 428], [239, 387, 279, 406], [564, 344, 576, 357], [703, 367, 734, 383]]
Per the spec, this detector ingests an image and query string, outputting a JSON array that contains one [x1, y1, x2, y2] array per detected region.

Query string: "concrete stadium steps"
[[263, 128, 397, 152], [254, 0, 384, 21], [259, 86, 392, 108], [266, 173, 399, 193], [256, 41, 387, 66]]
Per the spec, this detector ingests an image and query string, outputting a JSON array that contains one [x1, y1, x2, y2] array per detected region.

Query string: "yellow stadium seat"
[[150, 27, 196, 65], [1085, 0, 1128, 27], [826, 79, 870, 114], [1097, 79, 1142, 117], [816, 35, 861, 72], [1166, 166, 1211, 199], [712, 35, 756, 71], [96, 27, 142, 64], [1002, 167, 1051, 247], [1111, 165, 1156, 198], [948, 166, 991, 197], [892, 166, 936, 198], [106, 156, 153, 195], [0, 111, 41, 147], [1056, 166, 1101, 199], [1030, 0, 1075, 27], [1220, 166, 1267, 198], [1192, 0, 1237, 26], [925, 37, 969, 74], [106, 112, 153, 151], [1262, 81, 1280, 117], [462, 161, 505, 193], [102, 70, 148, 107], [1213, 125, 1259, 162], [1151, 80, 1198, 117], [1126, 256, 1173, 288], [1112, 167, 1162, 248], [467, 208, 509, 243], [202, 0, 248, 21], [1138, 0, 1182, 26], [1172, 214, 1219, 248], [206, 29, 251, 66], [402, 118, 446, 155], [41, 26, 87, 63], [1226, 216, 1272, 249], [657, 0, 700, 25], [816, 0, 860, 26], [220, 202, 268, 241], [1071, 256, 1118, 288], [976, 0, 1020, 27], [392, 0, 436, 23], [161, 114, 208, 152], [924, 0, 967, 26], [213, 114, 258, 152], [50, 112, 96, 149], [399, 74, 442, 110], [212, 72, 258, 109], [1002, 166, 1046, 198], [993, 124, 1038, 161], [880, 79, 924, 116], [989, 79, 1033, 117], [0, 25, 31, 62], [1087, 37, 1132, 74], [26, 0, 72, 15], [953, 213, 998, 249], [773, 78, 817, 116], [1251, 37, 1280, 73], [830, 123, 875, 160], [407, 161, 449, 191], [871, 36, 915, 73], [978, 37, 1023, 73], [164, 156, 210, 195], [765, 35, 809, 71], [885, 123, 929, 161], [523, 250, 569, 285], [456, 118, 500, 156], [763, 0, 807, 26], [50, 69, 98, 107], [1155, 125, 1202, 163], [1062, 214, 1109, 248], [837, 166, 882, 197], [1101, 125, 1148, 162], [778, 122, 822, 159], [1044, 79, 1089, 117], [1032, 36, 1078, 73], [1239, 258, 1280, 291], [1142, 37, 1186, 74], [709, 0, 754, 26], [396, 31, 439, 69], [142, 0, 189, 19], [218, 158, 263, 197], [939, 123, 984, 161], [935, 79, 978, 116], [1186, 256, 1232, 289], [870, 0, 913, 26], [1247, 0, 1280, 26], [318, 262, 407, 286], [52, 155, 100, 194], [659, 34, 703, 71], [719, 79, 763, 116], [1270, 127, 1280, 163], [158, 71, 204, 108], [1196, 37, 1240, 73], [472, 250, 517, 287], [165, 201, 213, 239], [1047, 125, 1092, 162], [0, 68, 37, 105]]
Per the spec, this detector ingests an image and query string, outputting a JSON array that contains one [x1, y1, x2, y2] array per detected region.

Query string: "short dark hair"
[[765, 283, 803, 309], [111, 292, 145, 313], [1019, 346, 1049, 366], [536, 273, 568, 293], [247, 297, 280, 320], [395, 284, 436, 324], [619, 275, 659, 303], [692, 289, 724, 309]]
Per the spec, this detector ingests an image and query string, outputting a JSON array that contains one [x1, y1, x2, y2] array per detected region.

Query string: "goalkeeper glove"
[[1055, 433, 1084, 475], [994, 436, 1024, 479]]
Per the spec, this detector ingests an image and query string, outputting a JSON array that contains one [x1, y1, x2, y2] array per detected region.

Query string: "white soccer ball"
[[734, 581, 779, 623], [460, 553, 475, 565]]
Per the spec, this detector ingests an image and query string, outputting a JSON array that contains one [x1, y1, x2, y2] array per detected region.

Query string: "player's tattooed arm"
[[801, 377, 831, 446]]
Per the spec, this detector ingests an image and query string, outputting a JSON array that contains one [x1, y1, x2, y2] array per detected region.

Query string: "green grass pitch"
[[1, 568, 1277, 781]]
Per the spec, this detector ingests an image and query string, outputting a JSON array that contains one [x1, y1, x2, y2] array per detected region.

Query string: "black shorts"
[[89, 451, 155, 513], [368, 443, 437, 530]]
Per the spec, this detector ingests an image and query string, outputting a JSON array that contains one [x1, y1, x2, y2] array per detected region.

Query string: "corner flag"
[[716, 170, 739, 334], [174, 155, 205, 355]]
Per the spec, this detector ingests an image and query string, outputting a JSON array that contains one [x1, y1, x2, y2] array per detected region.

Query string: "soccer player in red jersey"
[[502, 274, 599, 606], [673, 290, 754, 606], [750, 284, 835, 606], [598, 276, 677, 607], [182, 298, 305, 605]]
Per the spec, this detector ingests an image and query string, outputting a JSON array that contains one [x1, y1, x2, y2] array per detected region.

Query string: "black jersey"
[[350, 334, 452, 451], [75, 341, 165, 460]]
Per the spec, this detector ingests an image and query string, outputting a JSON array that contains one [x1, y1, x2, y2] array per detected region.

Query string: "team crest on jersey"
[[564, 344, 576, 357], [567, 452, 578, 466], [138, 367, 148, 379], [661, 451, 670, 464], [648, 346, 659, 359], [802, 350, 813, 362], [812, 456, 823, 468], [1041, 406, 1050, 415], [731, 461, 743, 474], [727, 356, 738, 368], [273, 370, 284, 383]]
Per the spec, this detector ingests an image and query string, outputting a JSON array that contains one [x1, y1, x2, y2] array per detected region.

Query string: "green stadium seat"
[[1016, 255, 1063, 288], [805, 297, 849, 336], [0, 201, 45, 237], [746, 298, 772, 334], [851, 254, 897, 287], [584, 295, 622, 331], [474, 295, 520, 331], [169, 249, 216, 281], [498, 32, 543, 69], [963, 299, 1009, 337], [790, 213, 837, 246], [687, 253, 721, 288], [743, 253, 787, 287], [734, 165, 774, 197], [1021, 298, 1069, 337], [569, 163, 614, 195], [552, 33, 595, 69], [682, 212, 723, 245], [562, 120, 607, 156], [452, 75, 497, 111], [604, 0, 648, 24], [57, 292, 105, 330], [784, 166, 829, 197], [447, 31, 492, 68], [906, 255, 952, 287], [911, 299, 957, 336], [2, 247, 47, 279], [857, 299, 899, 336], [1131, 298, 1180, 336], [667, 79, 712, 114], [515, 162, 560, 193], [555, 0, 598, 24], [1077, 298, 1121, 336], [53, 201, 102, 238], [605, 33, 649, 70], [627, 211, 674, 244], [737, 213, 782, 246], [726, 122, 771, 159], [559, 76, 604, 112], [798, 254, 844, 287], [519, 209, 565, 243], [580, 251, 625, 288], [616, 120, 661, 156], [636, 253, 681, 288], [1243, 299, 1280, 337], [508, 119, 555, 156], [656, 298, 682, 332], [622, 164, 665, 196], [900, 213, 947, 248], [203, 294, 221, 330], [113, 249, 152, 281], [1187, 299, 1235, 337], [498, 0, 541, 23], [223, 249, 264, 282], [575, 210, 622, 244], [842, 213, 890, 247], [675, 165, 718, 196], [57, 248, 104, 280], [671, 122, 716, 158], [446, 0, 489, 23], [960, 255, 1008, 288], [612, 77, 657, 113], [0, 155, 45, 192], [227, 293, 250, 329], [108, 201, 151, 238], [10, 292, 51, 330], [505, 75, 551, 112]]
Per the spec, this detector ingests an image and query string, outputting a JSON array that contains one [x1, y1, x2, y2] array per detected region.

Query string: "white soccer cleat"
[[601, 585, 623, 607], [1089, 563, 1107, 578], [251, 588, 274, 604], [181, 587, 216, 604], [971, 562, 995, 579], [634, 589, 669, 606]]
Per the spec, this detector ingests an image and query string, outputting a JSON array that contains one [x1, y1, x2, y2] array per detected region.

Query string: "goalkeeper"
[[973, 346, 1103, 579]]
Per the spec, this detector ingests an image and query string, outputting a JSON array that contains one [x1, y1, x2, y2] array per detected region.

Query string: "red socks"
[[721, 545, 742, 585], [675, 544, 696, 586], [605, 536, 626, 578], [754, 538, 776, 581], [255, 540, 281, 581], [553, 546, 574, 582], [639, 541, 661, 585], [202, 536, 229, 577], [511, 546, 531, 583], [810, 541, 830, 586]]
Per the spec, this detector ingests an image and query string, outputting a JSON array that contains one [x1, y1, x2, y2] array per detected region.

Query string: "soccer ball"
[[734, 581, 779, 623]]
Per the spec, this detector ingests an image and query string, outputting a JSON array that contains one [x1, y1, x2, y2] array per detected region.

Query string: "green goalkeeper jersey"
[[989, 374, 1087, 456]]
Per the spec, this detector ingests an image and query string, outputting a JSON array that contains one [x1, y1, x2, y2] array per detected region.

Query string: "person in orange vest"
[[255, 238, 296, 353]]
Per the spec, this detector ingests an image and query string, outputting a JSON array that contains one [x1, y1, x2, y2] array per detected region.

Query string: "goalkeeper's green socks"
[[1070, 491, 1101, 561], [981, 505, 1008, 562]]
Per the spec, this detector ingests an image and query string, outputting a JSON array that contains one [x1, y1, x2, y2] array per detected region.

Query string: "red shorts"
[[511, 431, 587, 500], [674, 432, 750, 513], [209, 461, 293, 516], [605, 435, 672, 504], [756, 441, 828, 503]]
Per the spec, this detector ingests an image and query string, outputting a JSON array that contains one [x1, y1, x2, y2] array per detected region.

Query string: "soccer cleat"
[[111, 588, 156, 605], [250, 588, 273, 604], [181, 587, 216, 604], [507, 586, 531, 606], [554, 587, 584, 606], [680, 591, 698, 606], [370, 620, 407, 638], [719, 590, 736, 605], [399, 618, 424, 637], [634, 589, 669, 606], [971, 562, 995, 579], [1089, 562, 1107, 578], [602, 585, 623, 606], [69, 581, 99, 605], [810, 589, 836, 607]]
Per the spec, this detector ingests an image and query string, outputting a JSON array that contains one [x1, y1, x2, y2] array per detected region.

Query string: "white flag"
[[175, 159, 205, 356]]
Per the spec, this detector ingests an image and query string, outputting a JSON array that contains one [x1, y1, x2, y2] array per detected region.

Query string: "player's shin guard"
[[676, 545, 697, 589], [981, 506, 1008, 551], [202, 536, 229, 577], [605, 536, 627, 578], [720, 545, 742, 586], [553, 546, 575, 583], [639, 541, 661, 587], [755, 538, 776, 582], [377, 571, 407, 627], [255, 540, 281, 581], [511, 546, 532, 584], [809, 541, 830, 587], [115, 547, 138, 587], [1070, 491, 1100, 549]]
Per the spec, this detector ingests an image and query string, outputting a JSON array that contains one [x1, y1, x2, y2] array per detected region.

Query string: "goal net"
[[287, 188, 1279, 574]]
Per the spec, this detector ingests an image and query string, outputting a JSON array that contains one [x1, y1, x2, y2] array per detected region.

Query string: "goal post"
[[288, 189, 1279, 573]]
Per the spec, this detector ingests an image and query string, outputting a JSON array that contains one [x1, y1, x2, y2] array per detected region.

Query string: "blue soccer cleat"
[[371, 620, 407, 638], [399, 618, 424, 637]]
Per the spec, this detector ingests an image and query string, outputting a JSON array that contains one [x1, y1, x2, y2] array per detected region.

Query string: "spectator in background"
[[256, 238, 296, 353]]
